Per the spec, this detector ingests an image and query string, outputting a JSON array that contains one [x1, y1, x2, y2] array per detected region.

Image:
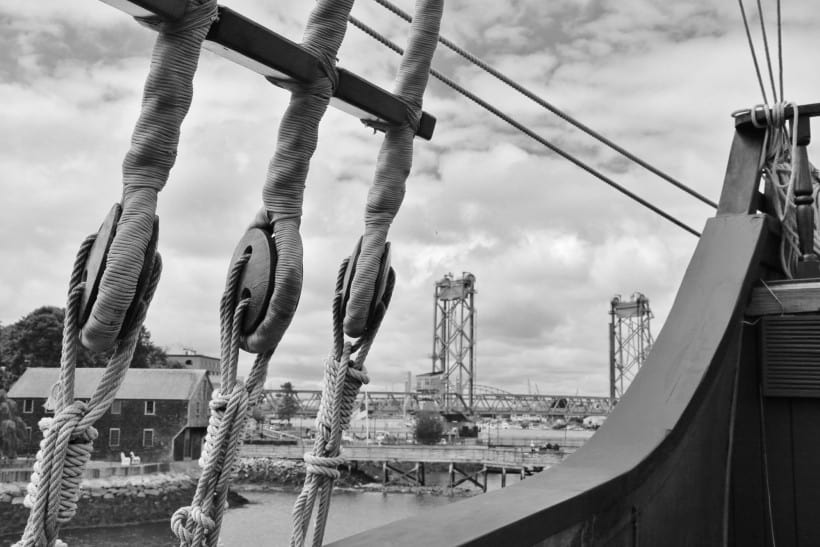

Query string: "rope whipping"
[[173, 1, 359, 545], [290, 2, 441, 545], [81, 0, 217, 353], [347, 14, 701, 237], [242, 0, 357, 354], [15, 239, 162, 547], [15, 2, 215, 544], [368, 0, 716, 209]]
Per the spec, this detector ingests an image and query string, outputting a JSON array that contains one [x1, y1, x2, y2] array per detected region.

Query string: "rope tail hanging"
[[172, 2, 357, 546], [289, 2, 443, 546], [14, 2, 215, 546], [753, 103, 820, 277]]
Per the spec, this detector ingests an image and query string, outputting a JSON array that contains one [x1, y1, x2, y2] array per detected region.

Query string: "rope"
[[81, 0, 217, 353], [289, 263, 396, 547], [347, 15, 702, 238], [15, 239, 162, 547], [172, 255, 274, 547], [242, 0, 357, 354], [752, 102, 820, 277], [368, 0, 717, 210], [343, 0, 443, 337], [738, 0, 770, 106]]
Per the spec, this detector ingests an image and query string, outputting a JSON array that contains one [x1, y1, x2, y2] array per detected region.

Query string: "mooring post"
[[501, 467, 507, 488]]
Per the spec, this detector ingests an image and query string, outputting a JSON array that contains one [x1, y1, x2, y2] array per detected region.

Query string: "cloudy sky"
[[2, 0, 819, 396]]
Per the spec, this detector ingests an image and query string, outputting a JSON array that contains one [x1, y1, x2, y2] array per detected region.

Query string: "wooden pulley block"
[[340, 237, 393, 338], [229, 228, 277, 334], [79, 203, 160, 349]]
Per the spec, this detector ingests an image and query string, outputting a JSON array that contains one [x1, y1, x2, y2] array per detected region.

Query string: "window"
[[22, 399, 34, 413], [143, 429, 154, 448], [111, 400, 122, 415], [26, 426, 32, 442], [109, 428, 120, 447], [144, 400, 155, 415]]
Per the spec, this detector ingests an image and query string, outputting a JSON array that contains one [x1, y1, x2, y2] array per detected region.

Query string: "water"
[[46, 489, 467, 546]]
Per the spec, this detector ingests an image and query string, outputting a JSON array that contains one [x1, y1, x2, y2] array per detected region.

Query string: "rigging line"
[[755, 0, 779, 103], [737, 0, 770, 105], [367, 0, 718, 209], [348, 15, 701, 238], [777, 0, 783, 102]]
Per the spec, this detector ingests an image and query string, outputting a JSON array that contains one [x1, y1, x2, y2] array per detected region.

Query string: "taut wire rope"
[[289, 1, 442, 545], [368, 0, 717, 210], [15, 1, 216, 544], [347, 14, 701, 238]]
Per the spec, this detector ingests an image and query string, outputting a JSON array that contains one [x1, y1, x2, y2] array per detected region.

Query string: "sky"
[[2, 0, 819, 396]]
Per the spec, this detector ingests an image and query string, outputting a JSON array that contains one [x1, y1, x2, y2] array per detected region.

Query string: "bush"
[[414, 412, 444, 445]]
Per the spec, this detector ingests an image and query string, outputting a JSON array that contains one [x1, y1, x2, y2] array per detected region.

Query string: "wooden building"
[[8, 367, 212, 463]]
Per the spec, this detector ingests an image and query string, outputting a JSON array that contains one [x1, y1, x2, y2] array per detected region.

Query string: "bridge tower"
[[609, 293, 654, 402], [432, 273, 477, 413]]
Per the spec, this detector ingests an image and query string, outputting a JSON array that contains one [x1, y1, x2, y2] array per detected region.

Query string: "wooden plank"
[[734, 102, 820, 130], [98, 0, 436, 140], [763, 398, 797, 547], [790, 398, 820, 544], [717, 126, 766, 215], [746, 280, 820, 316]]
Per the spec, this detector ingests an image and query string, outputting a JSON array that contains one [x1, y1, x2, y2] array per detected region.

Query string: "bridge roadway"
[[261, 389, 613, 418], [240, 443, 566, 468]]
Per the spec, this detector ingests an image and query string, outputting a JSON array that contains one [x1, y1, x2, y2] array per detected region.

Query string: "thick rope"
[[81, 0, 216, 353], [242, 0, 356, 354], [343, 0, 443, 337], [172, 255, 274, 547], [753, 103, 820, 277], [16, 241, 162, 547], [289, 264, 395, 547]]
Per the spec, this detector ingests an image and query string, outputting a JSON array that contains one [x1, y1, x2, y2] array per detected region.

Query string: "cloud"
[[2, 0, 819, 399]]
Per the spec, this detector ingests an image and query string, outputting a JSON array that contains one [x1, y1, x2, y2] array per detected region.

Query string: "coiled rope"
[[243, 0, 356, 354], [289, 2, 441, 545], [751, 103, 820, 277], [81, 0, 217, 353], [15, 237, 162, 547]]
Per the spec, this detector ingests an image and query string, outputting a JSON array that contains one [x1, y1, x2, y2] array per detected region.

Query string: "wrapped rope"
[[243, 0, 356, 354], [81, 0, 216, 353], [343, 0, 443, 337]]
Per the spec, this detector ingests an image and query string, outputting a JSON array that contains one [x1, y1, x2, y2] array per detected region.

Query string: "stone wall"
[[0, 472, 196, 539]]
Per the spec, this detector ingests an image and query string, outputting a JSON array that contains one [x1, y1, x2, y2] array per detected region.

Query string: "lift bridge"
[[260, 385, 613, 419]]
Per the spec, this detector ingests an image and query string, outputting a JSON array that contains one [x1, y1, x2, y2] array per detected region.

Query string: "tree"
[[0, 306, 170, 385], [276, 382, 300, 425], [0, 389, 28, 461], [414, 411, 444, 445]]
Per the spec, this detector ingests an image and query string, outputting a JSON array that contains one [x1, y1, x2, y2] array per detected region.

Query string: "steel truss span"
[[261, 388, 612, 418]]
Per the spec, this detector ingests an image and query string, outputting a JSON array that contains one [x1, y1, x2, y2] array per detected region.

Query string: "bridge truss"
[[260, 386, 613, 419]]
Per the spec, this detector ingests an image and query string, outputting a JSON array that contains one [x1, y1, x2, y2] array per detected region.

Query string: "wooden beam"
[[717, 125, 766, 215], [746, 280, 820, 316], [99, 0, 436, 140]]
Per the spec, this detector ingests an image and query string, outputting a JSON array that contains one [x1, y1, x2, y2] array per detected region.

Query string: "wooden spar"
[[98, 0, 437, 140]]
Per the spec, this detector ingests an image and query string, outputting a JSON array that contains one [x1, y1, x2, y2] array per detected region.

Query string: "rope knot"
[[135, 0, 218, 35], [303, 453, 344, 479], [749, 102, 794, 129]]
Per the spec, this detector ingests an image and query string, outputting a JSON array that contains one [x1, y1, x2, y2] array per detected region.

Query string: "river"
[[50, 489, 467, 546]]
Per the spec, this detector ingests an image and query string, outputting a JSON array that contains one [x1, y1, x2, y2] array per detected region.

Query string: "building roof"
[[8, 367, 210, 400]]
